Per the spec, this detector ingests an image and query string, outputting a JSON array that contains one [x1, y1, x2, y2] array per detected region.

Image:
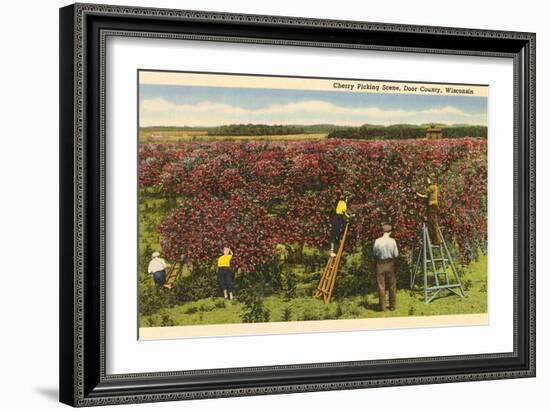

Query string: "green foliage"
[[279, 268, 298, 301], [171, 263, 219, 302], [328, 124, 487, 140], [281, 306, 293, 321], [139, 274, 169, 316], [181, 299, 227, 314], [161, 313, 175, 327], [302, 245, 324, 273], [184, 306, 198, 314], [442, 126, 488, 138], [299, 308, 320, 321], [237, 272, 271, 323], [335, 304, 343, 318], [208, 124, 307, 136], [241, 297, 270, 323]]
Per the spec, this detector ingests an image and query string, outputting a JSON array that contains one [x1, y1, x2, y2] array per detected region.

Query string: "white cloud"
[[140, 98, 486, 127]]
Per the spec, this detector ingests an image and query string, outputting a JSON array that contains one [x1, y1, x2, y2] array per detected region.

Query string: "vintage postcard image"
[[137, 71, 488, 339]]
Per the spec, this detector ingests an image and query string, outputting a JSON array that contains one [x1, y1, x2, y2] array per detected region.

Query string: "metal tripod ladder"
[[314, 223, 349, 304], [410, 224, 465, 304]]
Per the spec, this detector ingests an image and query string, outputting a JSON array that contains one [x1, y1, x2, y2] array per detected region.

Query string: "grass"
[[140, 253, 487, 327], [141, 297, 245, 327]]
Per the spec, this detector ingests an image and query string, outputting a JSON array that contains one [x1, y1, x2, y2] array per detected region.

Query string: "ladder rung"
[[427, 258, 447, 263], [427, 284, 463, 290]]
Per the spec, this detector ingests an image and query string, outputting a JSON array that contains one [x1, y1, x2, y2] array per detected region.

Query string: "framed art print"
[[59, 3, 535, 407]]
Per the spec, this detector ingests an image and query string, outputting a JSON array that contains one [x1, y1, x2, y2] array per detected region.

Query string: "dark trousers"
[[152, 270, 166, 287], [218, 268, 234, 292], [427, 204, 443, 245], [375, 259, 397, 311], [330, 214, 344, 244]]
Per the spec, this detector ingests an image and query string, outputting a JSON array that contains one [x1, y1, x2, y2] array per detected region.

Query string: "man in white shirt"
[[373, 224, 399, 311], [148, 251, 167, 287]]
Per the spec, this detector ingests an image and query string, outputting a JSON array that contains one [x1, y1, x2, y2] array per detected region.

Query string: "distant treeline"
[[206, 124, 354, 136], [327, 124, 487, 140], [208, 124, 312, 136], [142, 124, 487, 139]]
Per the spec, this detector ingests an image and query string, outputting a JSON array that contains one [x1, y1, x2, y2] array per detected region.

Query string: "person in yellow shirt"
[[217, 247, 234, 300], [416, 172, 443, 245], [329, 192, 351, 257]]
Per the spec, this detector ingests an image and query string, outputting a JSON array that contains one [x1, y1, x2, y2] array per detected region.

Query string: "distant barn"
[[426, 126, 442, 140]]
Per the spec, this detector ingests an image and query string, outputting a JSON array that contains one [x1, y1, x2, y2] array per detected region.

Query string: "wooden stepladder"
[[163, 261, 184, 290], [410, 224, 466, 304], [314, 223, 349, 304]]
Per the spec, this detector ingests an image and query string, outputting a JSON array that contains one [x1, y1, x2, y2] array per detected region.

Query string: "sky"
[[139, 84, 488, 127]]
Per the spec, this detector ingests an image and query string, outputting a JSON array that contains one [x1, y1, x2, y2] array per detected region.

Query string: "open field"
[[139, 129, 328, 143], [139, 129, 208, 143]]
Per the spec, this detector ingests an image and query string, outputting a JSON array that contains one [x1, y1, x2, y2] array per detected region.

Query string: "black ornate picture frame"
[[59, 3, 535, 407]]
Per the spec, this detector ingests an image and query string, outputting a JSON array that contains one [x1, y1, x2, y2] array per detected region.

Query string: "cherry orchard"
[[139, 138, 487, 272]]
